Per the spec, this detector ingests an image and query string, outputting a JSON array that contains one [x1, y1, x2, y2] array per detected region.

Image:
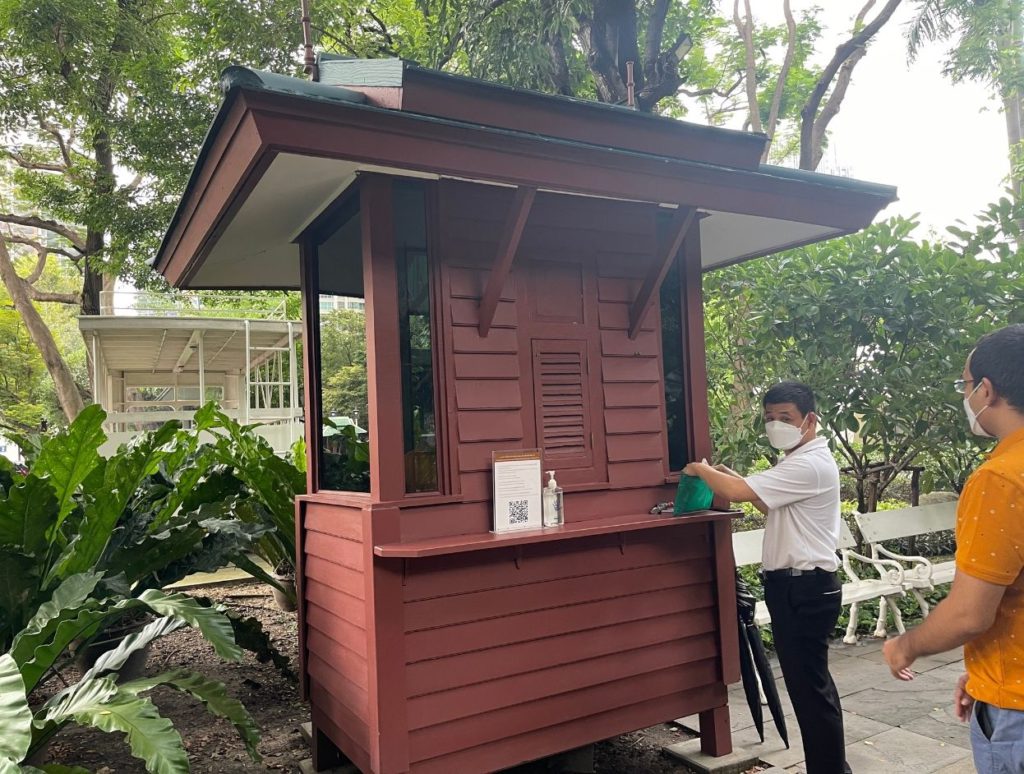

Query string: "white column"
[[243, 320, 251, 424], [197, 333, 206, 408]]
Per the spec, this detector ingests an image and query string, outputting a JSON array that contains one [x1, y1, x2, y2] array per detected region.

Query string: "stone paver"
[[859, 646, 965, 672], [933, 757, 978, 773], [663, 739, 760, 774], [667, 637, 972, 774], [842, 727, 971, 773], [840, 672, 955, 726], [898, 703, 971, 748]]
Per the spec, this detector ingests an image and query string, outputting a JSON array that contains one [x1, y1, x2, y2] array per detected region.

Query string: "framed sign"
[[492, 449, 543, 533]]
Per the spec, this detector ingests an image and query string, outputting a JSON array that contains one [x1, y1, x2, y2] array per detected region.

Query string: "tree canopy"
[[704, 200, 1024, 505]]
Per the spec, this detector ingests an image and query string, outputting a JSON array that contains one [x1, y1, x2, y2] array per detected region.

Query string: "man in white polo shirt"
[[684, 381, 848, 774]]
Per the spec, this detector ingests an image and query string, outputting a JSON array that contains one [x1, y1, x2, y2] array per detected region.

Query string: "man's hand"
[[682, 462, 705, 477], [882, 635, 916, 681], [953, 672, 974, 723]]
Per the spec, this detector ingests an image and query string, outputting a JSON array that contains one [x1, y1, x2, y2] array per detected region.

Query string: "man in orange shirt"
[[883, 324, 1024, 772]]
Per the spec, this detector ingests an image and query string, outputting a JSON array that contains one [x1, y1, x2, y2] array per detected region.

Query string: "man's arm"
[[883, 572, 1007, 678], [712, 463, 768, 513], [683, 461, 761, 505]]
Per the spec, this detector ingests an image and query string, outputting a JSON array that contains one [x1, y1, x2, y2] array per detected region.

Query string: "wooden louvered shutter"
[[531, 339, 593, 470]]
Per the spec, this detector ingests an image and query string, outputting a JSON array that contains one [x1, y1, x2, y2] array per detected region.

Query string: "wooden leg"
[[312, 724, 347, 771], [699, 705, 732, 756]]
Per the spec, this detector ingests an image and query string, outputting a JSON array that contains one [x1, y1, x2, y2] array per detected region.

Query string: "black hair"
[[969, 324, 1024, 413], [763, 380, 816, 416]]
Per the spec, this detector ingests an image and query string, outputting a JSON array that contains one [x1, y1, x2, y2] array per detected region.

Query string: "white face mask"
[[963, 382, 993, 438], [765, 416, 809, 451]]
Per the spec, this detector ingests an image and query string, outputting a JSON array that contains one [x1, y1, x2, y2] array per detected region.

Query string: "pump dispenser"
[[542, 470, 564, 527]]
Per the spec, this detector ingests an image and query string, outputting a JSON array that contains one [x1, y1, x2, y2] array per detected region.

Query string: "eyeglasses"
[[953, 378, 974, 394]]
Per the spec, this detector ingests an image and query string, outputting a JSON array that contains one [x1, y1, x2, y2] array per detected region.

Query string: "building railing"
[[98, 290, 292, 320]]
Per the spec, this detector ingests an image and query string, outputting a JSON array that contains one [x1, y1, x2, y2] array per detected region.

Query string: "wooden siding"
[[400, 526, 721, 772], [301, 502, 373, 769], [438, 180, 674, 502]]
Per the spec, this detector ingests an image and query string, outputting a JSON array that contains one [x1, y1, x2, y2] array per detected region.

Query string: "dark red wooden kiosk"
[[154, 57, 896, 774]]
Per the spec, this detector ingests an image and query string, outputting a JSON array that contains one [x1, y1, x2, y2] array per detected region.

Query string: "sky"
[[741, 2, 1008, 235]]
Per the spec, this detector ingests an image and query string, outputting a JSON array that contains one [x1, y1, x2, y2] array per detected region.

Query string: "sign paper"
[[492, 449, 543, 533]]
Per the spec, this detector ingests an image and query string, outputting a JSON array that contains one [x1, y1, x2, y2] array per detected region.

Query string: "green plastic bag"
[[674, 474, 714, 514]]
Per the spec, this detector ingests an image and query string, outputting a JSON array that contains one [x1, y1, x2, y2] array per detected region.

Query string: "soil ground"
[[33, 580, 758, 773]]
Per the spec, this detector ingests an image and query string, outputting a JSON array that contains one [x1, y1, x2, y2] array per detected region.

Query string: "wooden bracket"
[[478, 186, 536, 336], [627, 206, 697, 340]]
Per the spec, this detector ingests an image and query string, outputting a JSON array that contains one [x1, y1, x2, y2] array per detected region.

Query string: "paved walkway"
[[674, 637, 973, 773]]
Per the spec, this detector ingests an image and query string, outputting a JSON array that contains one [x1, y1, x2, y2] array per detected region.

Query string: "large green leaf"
[[120, 669, 261, 762], [51, 689, 187, 774], [83, 616, 184, 680], [0, 475, 55, 556], [48, 422, 179, 584], [102, 520, 208, 589], [0, 654, 32, 761], [13, 572, 103, 656], [135, 590, 241, 662], [40, 676, 119, 725], [0, 551, 41, 652], [33, 405, 106, 524]]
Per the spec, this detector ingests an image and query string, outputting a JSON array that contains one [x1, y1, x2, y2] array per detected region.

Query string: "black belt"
[[761, 567, 834, 578]]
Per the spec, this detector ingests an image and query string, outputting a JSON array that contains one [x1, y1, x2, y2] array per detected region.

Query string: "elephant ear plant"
[[0, 572, 259, 772], [0, 404, 297, 651]]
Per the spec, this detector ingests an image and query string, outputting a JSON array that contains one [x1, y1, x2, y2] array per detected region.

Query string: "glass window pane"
[[315, 195, 370, 492], [660, 254, 688, 471], [394, 182, 438, 493]]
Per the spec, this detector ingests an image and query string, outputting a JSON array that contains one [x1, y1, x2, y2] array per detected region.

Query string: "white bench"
[[854, 501, 958, 617], [732, 521, 907, 643]]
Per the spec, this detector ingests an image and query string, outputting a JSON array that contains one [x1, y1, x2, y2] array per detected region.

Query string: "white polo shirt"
[[744, 437, 841, 572]]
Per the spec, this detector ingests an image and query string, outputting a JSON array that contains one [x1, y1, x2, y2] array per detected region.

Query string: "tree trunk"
[[0, 239, 85, 421], [798, 0, 903, 170]]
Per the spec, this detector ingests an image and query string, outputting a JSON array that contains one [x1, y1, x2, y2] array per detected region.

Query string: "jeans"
[[971, 700, 1024, 773]]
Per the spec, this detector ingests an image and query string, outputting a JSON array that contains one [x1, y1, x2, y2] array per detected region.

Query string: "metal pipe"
[[300, 0, 319, 81], [626, 61, 635, 109]]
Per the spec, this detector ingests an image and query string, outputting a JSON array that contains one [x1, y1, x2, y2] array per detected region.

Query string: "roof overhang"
[[79, 315, 299, 374], [154, 70, 897, 289]]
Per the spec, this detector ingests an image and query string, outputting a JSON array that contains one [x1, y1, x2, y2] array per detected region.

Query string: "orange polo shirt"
[[957, 426, 1024, 709]]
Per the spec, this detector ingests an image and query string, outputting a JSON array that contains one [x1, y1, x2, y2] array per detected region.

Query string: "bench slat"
[[855, 502, 957, 544]]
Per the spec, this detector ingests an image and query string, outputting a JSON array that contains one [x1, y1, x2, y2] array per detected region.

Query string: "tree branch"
[[1, 235, 78, 264], [809, 45, 867, 168], [736, 0, 763, 133], [0, 214, 87, 253], [762, 0, 797, 161], [24, 286, 79, 305], [644, 0, 671, 76], [4, 150, 65, 174], [798, 0, 903, 169]]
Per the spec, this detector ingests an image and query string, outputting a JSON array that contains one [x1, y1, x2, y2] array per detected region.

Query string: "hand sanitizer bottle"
[[542, 470, 564, 527]]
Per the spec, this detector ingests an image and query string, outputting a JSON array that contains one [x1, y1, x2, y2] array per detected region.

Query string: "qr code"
[[508, 499, 530, 525]]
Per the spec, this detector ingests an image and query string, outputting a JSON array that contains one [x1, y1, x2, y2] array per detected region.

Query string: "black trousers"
[[764, 571, 850, 774]]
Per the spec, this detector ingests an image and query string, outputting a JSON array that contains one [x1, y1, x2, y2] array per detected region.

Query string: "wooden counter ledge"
[[373, 509, 741, 558]]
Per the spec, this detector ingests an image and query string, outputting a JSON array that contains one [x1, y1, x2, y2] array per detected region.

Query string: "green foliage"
[[321, 420, 371, 493], [0, 583, 258, 772], [120, 669, 261, 761], [0, 403, 304, 651], [0, 654, 31, 762], [704, 211, 1023, 507]]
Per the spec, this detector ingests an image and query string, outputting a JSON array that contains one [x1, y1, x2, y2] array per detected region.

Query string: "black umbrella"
[[736, 571, 789, 748]]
